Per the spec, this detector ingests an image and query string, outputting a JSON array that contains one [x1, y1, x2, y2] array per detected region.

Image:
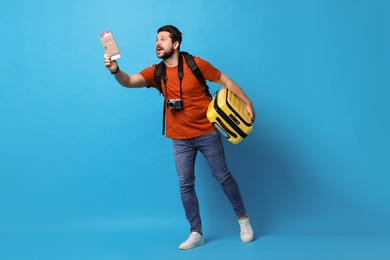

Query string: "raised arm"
[[104, 54, 147, 88], [214, 72, 256, 122]]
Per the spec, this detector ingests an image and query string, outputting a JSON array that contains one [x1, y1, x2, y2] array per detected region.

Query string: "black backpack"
[[153, 51, 211, 99]]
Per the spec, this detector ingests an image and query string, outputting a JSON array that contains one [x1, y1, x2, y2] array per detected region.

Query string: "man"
[[104, 25, 256, 250]]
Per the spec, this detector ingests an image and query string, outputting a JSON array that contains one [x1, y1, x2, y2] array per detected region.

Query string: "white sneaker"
[[178, 232, 205, 250], [238, 217, 254, 242]]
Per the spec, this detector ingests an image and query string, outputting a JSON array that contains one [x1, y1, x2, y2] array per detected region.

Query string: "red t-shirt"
[[140, 55, 221, 139]]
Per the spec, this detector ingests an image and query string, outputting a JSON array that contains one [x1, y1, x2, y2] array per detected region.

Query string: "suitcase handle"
[[215, 117, 238, 139]]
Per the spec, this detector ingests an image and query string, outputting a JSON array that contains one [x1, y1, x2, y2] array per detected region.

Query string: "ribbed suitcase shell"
[[207, 88, 253, 144]]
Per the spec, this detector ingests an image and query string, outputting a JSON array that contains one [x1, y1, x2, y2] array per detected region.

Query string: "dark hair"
[[157, 25, 182, 48]]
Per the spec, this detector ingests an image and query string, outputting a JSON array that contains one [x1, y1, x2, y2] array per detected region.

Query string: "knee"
[[179, 179, 195, 194], [214, 170, 235, 186]]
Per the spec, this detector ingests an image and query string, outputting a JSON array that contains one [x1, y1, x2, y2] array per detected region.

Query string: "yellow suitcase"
[[207, 88, 253, 144]]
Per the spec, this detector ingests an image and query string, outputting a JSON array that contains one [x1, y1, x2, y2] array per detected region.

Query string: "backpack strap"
[[153, 61, 164, 95], [153, 61, 167, 135], [180, 51, 212, 99]]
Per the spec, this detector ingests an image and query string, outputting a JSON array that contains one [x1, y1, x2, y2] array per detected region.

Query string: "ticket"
[[100, 30, 121, 60]]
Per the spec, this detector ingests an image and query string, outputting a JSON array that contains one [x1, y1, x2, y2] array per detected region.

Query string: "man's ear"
[[174, 41, 180, 50]]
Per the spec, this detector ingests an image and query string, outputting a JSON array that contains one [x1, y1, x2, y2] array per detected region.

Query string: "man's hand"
[[104, 54, 118, 73], [246, 102, 256, 123]]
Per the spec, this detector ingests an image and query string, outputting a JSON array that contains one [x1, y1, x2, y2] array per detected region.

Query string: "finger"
[[250, 114, 255, 123], [248, 110, 255, 123]]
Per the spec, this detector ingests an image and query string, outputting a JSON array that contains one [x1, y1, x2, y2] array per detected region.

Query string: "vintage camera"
[[166, 98, 183, 110]]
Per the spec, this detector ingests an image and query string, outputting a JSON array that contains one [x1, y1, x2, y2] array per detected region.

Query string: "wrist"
[[111, 66, 120, 74]]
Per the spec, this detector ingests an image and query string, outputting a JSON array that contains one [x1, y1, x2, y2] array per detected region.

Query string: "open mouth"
[[156, 46, 164, 52]]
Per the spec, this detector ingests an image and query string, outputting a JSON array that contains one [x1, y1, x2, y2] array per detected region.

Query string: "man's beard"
[[158, 47, 175, 60]]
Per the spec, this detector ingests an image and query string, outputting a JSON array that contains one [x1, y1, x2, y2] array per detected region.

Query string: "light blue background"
[[1, 0, 389, 259]]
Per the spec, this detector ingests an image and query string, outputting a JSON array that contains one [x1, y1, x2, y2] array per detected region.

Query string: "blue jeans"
[[172, 130, 247, 234]]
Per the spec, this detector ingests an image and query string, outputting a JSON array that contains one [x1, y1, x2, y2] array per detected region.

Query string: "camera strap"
[[160, 54, 184, 135]]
